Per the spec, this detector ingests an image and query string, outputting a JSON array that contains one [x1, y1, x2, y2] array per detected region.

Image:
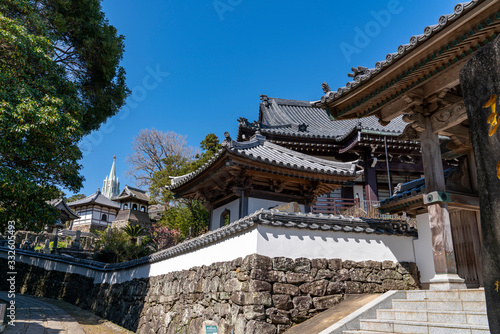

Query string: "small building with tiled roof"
[[112, 185, 152, 229], [67, 190, 120, 232], [48, 198, 80, 228], [169, 131, 362, 230]]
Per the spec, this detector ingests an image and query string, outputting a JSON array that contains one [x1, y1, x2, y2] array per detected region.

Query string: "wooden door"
[[450, 210, 484, 287]]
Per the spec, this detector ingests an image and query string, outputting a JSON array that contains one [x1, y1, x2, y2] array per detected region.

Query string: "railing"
[[311, 196, 359, 215], [312, 196, 416, 227]]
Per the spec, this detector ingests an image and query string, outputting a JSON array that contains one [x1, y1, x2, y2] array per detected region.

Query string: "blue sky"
[[72, 0, 459, 197]]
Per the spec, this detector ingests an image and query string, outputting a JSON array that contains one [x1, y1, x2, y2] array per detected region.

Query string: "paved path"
[[0, 292, 85, 334]]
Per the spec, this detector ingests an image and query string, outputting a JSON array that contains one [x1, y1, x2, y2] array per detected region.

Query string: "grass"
[[34, 241, 68, 251]]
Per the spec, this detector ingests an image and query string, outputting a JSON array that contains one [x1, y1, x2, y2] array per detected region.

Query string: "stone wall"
[[1, 254, 419, 333]]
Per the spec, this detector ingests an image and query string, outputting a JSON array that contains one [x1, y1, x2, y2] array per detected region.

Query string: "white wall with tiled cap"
[[0, 221, 417, 285], [256, 225, 416, 263]]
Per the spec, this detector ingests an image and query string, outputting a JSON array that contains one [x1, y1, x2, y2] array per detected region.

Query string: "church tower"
[[102, 156, 120, 199]]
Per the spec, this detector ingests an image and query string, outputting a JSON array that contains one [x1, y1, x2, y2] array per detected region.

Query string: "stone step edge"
[[377, 308, 487, 316], [405, 288, 485, 292], [318, 290, 406, 334], [359, 318, 490, 330], [391, 298, 486, 304], [342, 331, 390, 334]]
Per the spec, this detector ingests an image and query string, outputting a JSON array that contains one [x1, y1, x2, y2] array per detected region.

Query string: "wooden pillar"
[[239, 193, 249, 219], [233, 187, 251, 219], [363, 151, 378, 203], [420, 116, 465, 289], [304, 196, 315, 213]]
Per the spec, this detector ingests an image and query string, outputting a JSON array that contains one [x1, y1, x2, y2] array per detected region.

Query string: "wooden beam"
[[448, 193, 480, 211], [430, 102, 468, 134]]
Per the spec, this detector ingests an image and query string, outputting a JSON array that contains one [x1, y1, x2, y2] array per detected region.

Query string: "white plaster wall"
[[98, 228, 259, 285], [256, 225, 416, 263], [248, 198, 305, 214], [413, 212, 436, 284], [212, 199, 240, 228], [353, 184, 364, 202]]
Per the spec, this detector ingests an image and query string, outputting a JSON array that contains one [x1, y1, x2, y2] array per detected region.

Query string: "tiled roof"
[[113, 185, 150, 202], [114, 210, 151, 225], [380, 168, 457, 208], [169, 133, 362, 189], [3, 209, 416, 271], [314, 0, 483, 107], [48, 199, 80, 220], [239, 96, 407, 140], [67, 191, 120, 209]]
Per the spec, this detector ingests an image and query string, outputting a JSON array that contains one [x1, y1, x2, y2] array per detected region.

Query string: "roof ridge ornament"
[[347, 66, 370, 79], [322, 81, 331, 94], [251, 130, 266, 142], [260, 94, 270, 107], [221, 132, 234, 148]]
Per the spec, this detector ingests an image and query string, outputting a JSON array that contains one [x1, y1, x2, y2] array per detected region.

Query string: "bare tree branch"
[[126, 128, 197, 188]]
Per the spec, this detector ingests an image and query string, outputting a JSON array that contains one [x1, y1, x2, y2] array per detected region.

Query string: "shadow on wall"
[[0, 258, 149, 332]]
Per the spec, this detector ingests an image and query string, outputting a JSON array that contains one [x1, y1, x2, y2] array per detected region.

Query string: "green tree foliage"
[[161, 199, 209, 239], [0, 1, 129, 231], [0, 10, 83, 230], [121, 223, 146, 243], [192, 133, 222, 170], [93, 228, 151, 263], [66, 194, 86, 203], [2, 0, 129, 135]]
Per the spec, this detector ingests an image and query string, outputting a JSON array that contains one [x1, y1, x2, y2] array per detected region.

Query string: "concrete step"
[[358, 319, 489, 333], [376, 309, 488, 325], [391, 299, 486, 312], [343, 331, 392, 334], [404, 289, 486, 302]]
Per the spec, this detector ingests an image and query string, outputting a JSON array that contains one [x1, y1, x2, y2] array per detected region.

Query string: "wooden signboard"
[[460, 34, 500, 332]]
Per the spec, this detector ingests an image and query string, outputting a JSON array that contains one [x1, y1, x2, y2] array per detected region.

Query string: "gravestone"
[[72, 230, 81, 249], [43, 239, 50, 254], [460, 34, 500, 332]]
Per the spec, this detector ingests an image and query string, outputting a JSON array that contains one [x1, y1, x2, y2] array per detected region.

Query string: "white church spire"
[[103, 155, 120, 199]]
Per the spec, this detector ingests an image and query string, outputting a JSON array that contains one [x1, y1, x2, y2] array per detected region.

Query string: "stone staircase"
[[342, 289, 489, 334]]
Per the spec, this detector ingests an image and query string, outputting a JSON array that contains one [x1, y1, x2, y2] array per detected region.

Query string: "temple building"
[[237, 96, 431, 211], [67, 190, 121, 232], [48, 198, 80, 229], [102, 156, 120, 199], [112, 185, 152, 229], [311, 0, 500, 289], [169, 131, 362, 230]]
